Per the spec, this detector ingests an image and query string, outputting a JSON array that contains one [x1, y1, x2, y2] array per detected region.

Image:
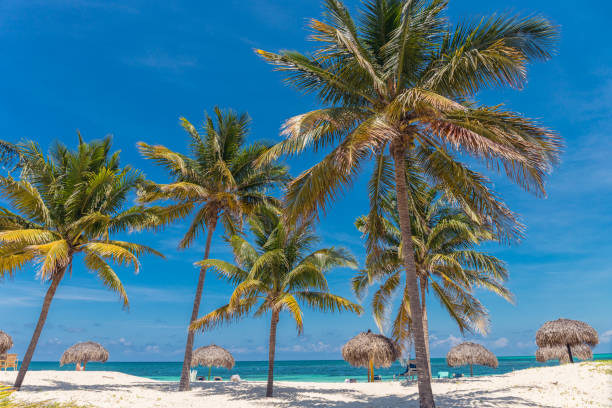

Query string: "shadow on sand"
[[16, 379, 558, 408]]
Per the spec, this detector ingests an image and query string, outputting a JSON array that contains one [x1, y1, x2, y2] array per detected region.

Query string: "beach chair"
[[397, 360, 418, 381], [437, 371, 449, 379], [189, 369, 197, 382], [2, 354, 18, 371]]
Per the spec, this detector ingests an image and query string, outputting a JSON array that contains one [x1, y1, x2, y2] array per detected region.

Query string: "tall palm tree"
[[0, 140, 20, 171], [138, 107, 289, 391], [354, 186, 512, 371], [256, 1, 560, 405], [0, 137, 177, 390], [190, 206, 362, 397]]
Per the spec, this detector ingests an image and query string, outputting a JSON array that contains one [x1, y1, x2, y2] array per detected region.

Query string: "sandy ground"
[[1, 362, 611, 407]]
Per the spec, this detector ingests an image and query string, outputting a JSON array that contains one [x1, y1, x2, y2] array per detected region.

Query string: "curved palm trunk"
[[266, 309, 280, 397], [420, 278, 431, 378], [179, 220, 217, 391], [392, 142, 435, 408], [14, 265, 67, 390]]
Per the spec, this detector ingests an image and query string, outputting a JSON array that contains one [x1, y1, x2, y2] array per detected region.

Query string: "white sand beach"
[[1, 362, 610, 408]]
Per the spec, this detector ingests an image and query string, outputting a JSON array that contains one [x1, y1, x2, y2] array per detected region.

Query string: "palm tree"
[[0, 137, 177, 390], [137, 107, 289, 391], [190, 206, 362, 397], [256, 1, 561, 405], [0, 140, 20, 171], [354, 186, 512, 371]]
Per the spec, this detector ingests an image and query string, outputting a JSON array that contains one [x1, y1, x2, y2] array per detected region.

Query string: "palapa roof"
[[191, 345, 235, 369], [0, 331, 13, 354], [60, 342, 109, 366], [446, 342, 498, 368], [536, 318, 598, 348], [341, 330, 400, 369], [536, 344, 593, 363]]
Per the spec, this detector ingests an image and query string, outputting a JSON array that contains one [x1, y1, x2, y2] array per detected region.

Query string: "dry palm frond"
[[191, 345, 235, 369], [0, 330, 13, 354], [535, 344, 593, 363], [446, 342, 498, 368], [60, 342, 109, 366], [536, 318, 599, 348], [342, 329, 400, 368]]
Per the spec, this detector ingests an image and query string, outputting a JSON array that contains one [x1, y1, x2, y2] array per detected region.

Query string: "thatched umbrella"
[[446, 342, 498, 377], [0, 331, 13, 355], [60, 342, 109, 370], [536, 344, 593, 364], [191, 345, 235, 380], [342, 330, 400, 382], [536, 318, 598, 363]]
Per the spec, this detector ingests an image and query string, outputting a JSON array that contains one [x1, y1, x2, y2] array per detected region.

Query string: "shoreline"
[[1, 362, 610, 407]]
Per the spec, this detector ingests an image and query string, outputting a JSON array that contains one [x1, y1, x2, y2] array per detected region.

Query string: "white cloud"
[[600, 329, 612, 344], [517, 340, 535, 349], [144, 345, 160, 353], [492, 337, 509, 348], [229, 346, 265, 355], [45, 337, 63, 346], [431, 335, 462, 348], [118, 337, 132, 347], [278, 341, 338, 353]]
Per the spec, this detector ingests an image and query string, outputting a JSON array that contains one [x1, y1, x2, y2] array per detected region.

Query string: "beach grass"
[[588, 360, 612, 375], [1, 387, 89, 408]]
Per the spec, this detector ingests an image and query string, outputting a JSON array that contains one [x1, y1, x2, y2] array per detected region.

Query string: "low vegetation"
[[1, 387, 90, 408]]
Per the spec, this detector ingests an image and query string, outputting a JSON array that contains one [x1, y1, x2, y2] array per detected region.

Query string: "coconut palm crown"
[[191, 205, 362, 397], [353, 185, 512, 361], [256, 1, 560, 405], [138, 107, 289, 391], [0, 136, 176, 390]]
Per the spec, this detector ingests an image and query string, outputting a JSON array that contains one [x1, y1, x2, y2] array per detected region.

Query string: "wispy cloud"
[[600, 329, 612, 344], [0, 282, 199, 307], [492, 337, 509, 348], [430, 334, 462, 349]]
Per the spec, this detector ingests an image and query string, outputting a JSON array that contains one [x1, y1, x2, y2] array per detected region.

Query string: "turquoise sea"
[[26, 354, 611, 382]]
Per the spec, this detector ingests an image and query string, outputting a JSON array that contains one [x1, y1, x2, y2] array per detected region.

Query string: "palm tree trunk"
[[266, 309, 280, 398], [14, 265, 67, 390], [391, 141, 436, 408], [420, 277, 431, 378], [178, 220, 217, 391]]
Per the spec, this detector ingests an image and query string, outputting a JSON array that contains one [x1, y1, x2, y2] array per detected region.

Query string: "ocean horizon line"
[[28, 353, 612, 364]]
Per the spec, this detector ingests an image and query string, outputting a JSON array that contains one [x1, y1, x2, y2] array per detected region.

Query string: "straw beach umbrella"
[[536, 344, 593, 364], [60, 342, 109, 371], [0, 331, 13, 355], [191, 345, 235, 380], [342, 330, 400, 382], [446, 342, 498, 377], [536, 318, 598, 363]]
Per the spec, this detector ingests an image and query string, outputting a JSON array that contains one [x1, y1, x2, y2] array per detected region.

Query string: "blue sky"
[[0, 0, 611, 362]]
